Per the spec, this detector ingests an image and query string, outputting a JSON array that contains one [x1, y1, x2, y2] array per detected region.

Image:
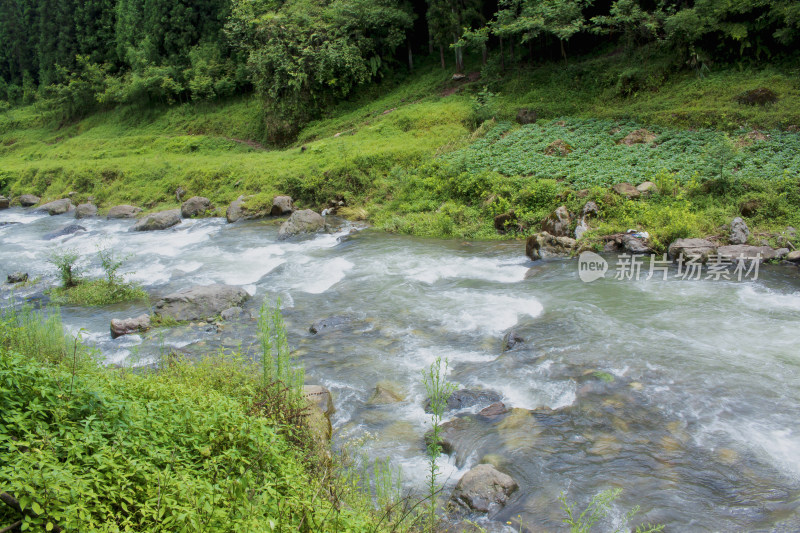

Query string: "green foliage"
[[0, 306, 385, 532], [48, 248, 82, 288], [258, 299, 304, 400], [559, 488, 664, 533], [48, 247, 148, 306], [421, 356, 456, 530]]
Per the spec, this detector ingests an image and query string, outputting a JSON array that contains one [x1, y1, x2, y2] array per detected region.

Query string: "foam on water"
[[417, 290, 543, 335], [738, 284, 800, 312], [398, 255, 529, 284], [288, 256, 354, 294]]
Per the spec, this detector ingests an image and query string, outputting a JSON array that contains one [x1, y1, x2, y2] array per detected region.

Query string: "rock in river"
[[110, 314, 151, 338], [6, 272, 28, 284], [75, 203, 98, 219], [303, 385, 335, 417], [426, 389, 502, 412], [18, 194, 40, 207], [36, 198, 73, 215], [309, 315, 355, 334], [525, 231, 576, 260], [132, 209, 181, 231], [181, 196, 212, 218], [668, 238, 717, 262], [278, 209, 326, 239], [450, 464, 518, 514], [271, 195, 295, 216], [153, 284, 250, 322], [107, 205, 142, 219], [43, 224, 86, 240], [0, 196, 9, 209]]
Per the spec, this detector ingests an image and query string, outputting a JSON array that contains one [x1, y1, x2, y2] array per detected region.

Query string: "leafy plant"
[[421, 356, 456, 530], [560, 488, 665, 533], [48, 248, 82, 288]]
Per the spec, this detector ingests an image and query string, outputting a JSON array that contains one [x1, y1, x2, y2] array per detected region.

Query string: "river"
[[2, 207, 800, 531]]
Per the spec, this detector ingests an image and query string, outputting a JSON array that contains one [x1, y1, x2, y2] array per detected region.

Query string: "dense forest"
[[1, 0, 799, 140]]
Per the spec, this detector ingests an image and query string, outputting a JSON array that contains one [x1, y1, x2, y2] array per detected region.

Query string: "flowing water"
[[2, 208, 800, 531]]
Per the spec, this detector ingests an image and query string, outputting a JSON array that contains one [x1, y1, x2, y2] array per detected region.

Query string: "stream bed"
[[2, 207, 800, 531]]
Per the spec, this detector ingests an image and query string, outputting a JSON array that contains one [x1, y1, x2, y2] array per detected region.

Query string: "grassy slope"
[[1, 54, 799, 249]]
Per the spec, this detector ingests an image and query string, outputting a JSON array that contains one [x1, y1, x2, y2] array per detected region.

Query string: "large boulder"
[[303, 385, 335, 417], [18, 194, 40, 207], [181, 196, 212, 218], [226, 195, 247, 222], [271, 195, 295, 216], [525, 231, 577, 261], [43, 224, 86, 241], [612, 183, 640, 199], [541, 206, 571, 237], [668, 238, 717, 262], [717, 245, 788, 261], [153, 284, 250, 321], [502, 330, 524, 352], [786, 250, 800, 263], [36, 198, 73, 215], [0, 196, 9, 209], [107, 205, 142, 219], [75, 203, 98, 219], [729, 217, 749, 245], [110, 314, 151, 339], [450, 464, 518, 514], [278, 209, 325, 239], [132, 209, 181, 231]]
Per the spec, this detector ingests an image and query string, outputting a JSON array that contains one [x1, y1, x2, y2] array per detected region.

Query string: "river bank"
[[3, 204, 800, 531]]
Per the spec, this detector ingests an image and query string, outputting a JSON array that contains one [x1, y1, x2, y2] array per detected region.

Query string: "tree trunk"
[[439, 44, 445, 69], [500, 37, 505, 71], [482, 45, 487, 66], [529, 40, 533, 66], [510, 40, 515, 67], [561, 39, 567, 64], [407, 42, 413, 72]]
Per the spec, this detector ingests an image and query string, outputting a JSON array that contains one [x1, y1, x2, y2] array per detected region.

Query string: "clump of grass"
[[47, 247, 148, 306]]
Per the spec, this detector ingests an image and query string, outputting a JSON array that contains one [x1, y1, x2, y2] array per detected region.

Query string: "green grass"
[[0, 304, 407, 532], [48, 278, 149, 306], [1, 54, 799, 246]]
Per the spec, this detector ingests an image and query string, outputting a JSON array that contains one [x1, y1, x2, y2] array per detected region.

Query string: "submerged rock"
[[132, 209, 181, 231], [181, 196, 212, 218], [110, 314, 151, 339], [426, 389, 502, 412], [502, 330, 524, 352], [309, 315, 355, 334], [75, 203, 98, 219], [479, 402, 509, 417], [18, 194, 40, 207], [541, 206, 572, 237], [303, 385, 335, 417], [368, 381, 406, 405], [6, 272, 28, 284], [450, 464, 518, 514], [278, 209, 325, 239], [153, 284, 250, 321], [729, 217, 750, 245], [220, 307, 243, 321], [43, 224, 86, 241], [107, 205, 142, 219], [36, 198, 73, 215]]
